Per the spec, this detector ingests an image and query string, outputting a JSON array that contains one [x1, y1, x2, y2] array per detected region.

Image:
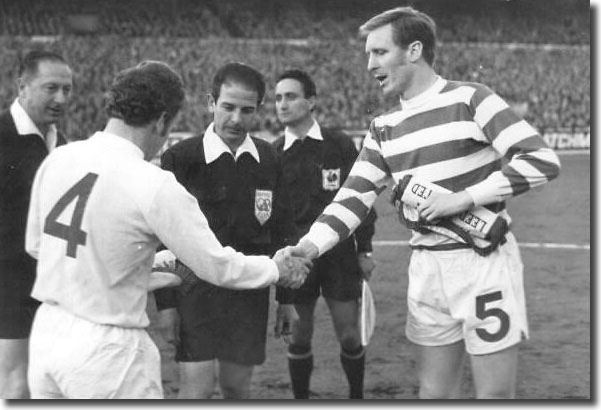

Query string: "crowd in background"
[[0, 0, 590, 139]]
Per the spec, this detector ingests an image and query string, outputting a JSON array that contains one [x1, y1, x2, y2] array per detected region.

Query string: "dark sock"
[[287, 344, 313, 399], [340, 345, 365, 399]]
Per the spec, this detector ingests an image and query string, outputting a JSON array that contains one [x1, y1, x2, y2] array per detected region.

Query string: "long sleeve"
[[147, 174, 279, 289], [464, 85, 561, 206], [303, 127, 391, 256]]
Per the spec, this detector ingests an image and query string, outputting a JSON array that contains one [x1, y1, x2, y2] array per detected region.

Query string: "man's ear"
[[156, 112, 171, 137], [307, 95, 316, 112], [408, 41, 423, 63], [207, 93, 216, 114]]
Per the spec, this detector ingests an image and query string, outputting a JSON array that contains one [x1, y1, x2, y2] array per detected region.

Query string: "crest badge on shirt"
[[255, 189, 273, 225], [322, 168, 341, 191]]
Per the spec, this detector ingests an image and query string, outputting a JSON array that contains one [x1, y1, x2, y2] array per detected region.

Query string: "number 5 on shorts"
[[43, 172, 99, 258], [475, 291, 510, 342]]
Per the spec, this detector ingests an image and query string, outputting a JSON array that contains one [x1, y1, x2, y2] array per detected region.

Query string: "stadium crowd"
[[0, 0, 590, 138], [0, 0, 589, 44]]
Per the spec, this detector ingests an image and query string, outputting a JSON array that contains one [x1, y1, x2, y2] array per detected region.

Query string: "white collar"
[[203, 123, 260, 164], [400, 76, 446, 110], [10, 99, 58, 150], [89, 131, 145, 159], [283, 119, 323, 151]]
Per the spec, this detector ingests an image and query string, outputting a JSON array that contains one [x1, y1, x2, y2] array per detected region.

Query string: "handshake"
[[151, 240, 320, 291], [273, 240, 319, 289]]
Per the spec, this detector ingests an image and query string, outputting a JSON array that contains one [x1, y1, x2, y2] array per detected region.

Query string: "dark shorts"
[[292, 238, 362, 304], [175, 281, 270, 366], [0, 255, 41, 339]]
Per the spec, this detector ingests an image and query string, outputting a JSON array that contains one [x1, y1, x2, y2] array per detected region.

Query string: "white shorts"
[[405, 233, 529, 355], [28, 303, 163, 399]]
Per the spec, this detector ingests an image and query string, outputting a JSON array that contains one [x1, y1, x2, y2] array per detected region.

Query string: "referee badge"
[[322, 168, 341, 191], [255, 189, 273, 225]]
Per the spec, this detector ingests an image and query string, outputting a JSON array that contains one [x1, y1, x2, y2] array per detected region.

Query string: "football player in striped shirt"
[[287, 6, 560, 399]]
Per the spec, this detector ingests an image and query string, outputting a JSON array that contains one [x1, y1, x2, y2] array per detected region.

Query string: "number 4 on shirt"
[[43, 172, 99, 258]]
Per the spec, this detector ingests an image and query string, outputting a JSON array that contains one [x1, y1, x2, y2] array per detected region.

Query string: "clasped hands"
[[273, 240, 319, 289]]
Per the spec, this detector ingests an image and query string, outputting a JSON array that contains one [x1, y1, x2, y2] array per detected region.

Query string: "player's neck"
[[286, 116, 314, 140], [400, 68, 438, 101], [103, 118, 150, 156]]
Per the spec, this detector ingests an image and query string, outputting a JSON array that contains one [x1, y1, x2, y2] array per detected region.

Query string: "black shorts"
[[175, 281, 270, 366], [0, 255, 40, 339], [292, 238, 362, 304]]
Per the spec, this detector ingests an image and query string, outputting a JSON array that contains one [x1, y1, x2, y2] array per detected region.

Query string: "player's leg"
[[324, 297, 365, 399], [405, 249, 466, 399], [470, 345, 518, 398], [461, 234, 527, 399], [0, 339, 29, 398], [217, 360, 254, 399], [287, 299, 317, 399], [177, 360, 217, 399], [321, 241, 365, 399], [414, 341, 466, 399]]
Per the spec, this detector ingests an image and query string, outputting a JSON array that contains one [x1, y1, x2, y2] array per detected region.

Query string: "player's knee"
[[418, 381, 455, 399], [0, 377, 29, 399], [475, 384, 515, 399], [339, 330, 361, 352], [220, 381, 250, 399]]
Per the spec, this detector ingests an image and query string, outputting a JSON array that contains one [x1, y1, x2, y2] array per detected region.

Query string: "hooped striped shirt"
[[302, 76, 561, 255]]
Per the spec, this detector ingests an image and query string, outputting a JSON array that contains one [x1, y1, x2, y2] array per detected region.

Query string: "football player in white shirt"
[[25, 60, 310, 399]]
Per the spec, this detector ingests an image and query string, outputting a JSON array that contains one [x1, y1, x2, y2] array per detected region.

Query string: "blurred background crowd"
[[0, 0, 590, 139]]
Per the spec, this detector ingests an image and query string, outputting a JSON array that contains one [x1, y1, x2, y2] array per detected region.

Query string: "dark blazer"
[[0, 110, 67, 259], [161, 133, 296, 256], [273, 127, 376, 253]]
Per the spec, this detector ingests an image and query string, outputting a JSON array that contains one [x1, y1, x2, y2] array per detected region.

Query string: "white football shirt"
[[26, 131, 278, 328]]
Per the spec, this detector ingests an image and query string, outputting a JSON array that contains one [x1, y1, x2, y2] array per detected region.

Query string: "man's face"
[[209, 82, 259, 146], [275, 78, 313, 127], [18, 60, 73, 129], [365, 23, 412, 97]]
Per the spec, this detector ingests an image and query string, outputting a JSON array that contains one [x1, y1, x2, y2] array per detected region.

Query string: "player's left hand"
[[417, 190, 474, 223], [274, 304, 298, 344], [358, 252, 376, 281]]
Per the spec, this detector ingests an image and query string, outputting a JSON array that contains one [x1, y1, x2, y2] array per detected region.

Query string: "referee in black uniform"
[[272, 70, 376, 399], [156, 62, 294, 399]]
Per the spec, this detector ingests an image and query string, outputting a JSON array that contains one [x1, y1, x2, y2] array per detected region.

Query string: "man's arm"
[[417, 85, 561, 222], [300, 127, 391, 257], [148, 173, 310, 289]]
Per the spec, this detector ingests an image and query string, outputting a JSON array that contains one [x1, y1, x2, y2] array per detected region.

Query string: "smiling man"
[[155, 62, 296, 399], [0, 50, 72, 399]]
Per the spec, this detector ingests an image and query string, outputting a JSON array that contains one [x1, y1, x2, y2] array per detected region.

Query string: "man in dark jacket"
[[0, 50, 72, 398], [156, 62, 295, 399], [272, 69, 377, 399]]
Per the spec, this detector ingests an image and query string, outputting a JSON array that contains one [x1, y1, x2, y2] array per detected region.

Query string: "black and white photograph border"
[[0, 0, 593, 405]]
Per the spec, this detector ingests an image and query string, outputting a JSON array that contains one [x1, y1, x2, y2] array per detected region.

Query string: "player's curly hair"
[[105, 60, 184, 127], [359, 6, 437, 67]]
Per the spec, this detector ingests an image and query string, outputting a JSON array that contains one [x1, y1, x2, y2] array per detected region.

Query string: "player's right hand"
[[273, 247, 312, 288]]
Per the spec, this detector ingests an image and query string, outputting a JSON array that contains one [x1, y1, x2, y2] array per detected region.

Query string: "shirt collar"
[[283, 119, 323, 151], [89, 131, 145, 159], [400, 76, 447, 110], [203, 123, 260, 164], [10, 99, 58, 151]]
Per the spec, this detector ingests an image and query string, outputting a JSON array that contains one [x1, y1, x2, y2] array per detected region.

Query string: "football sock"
[[287, 344, 313, 399], [340, 344, 365, 399]]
